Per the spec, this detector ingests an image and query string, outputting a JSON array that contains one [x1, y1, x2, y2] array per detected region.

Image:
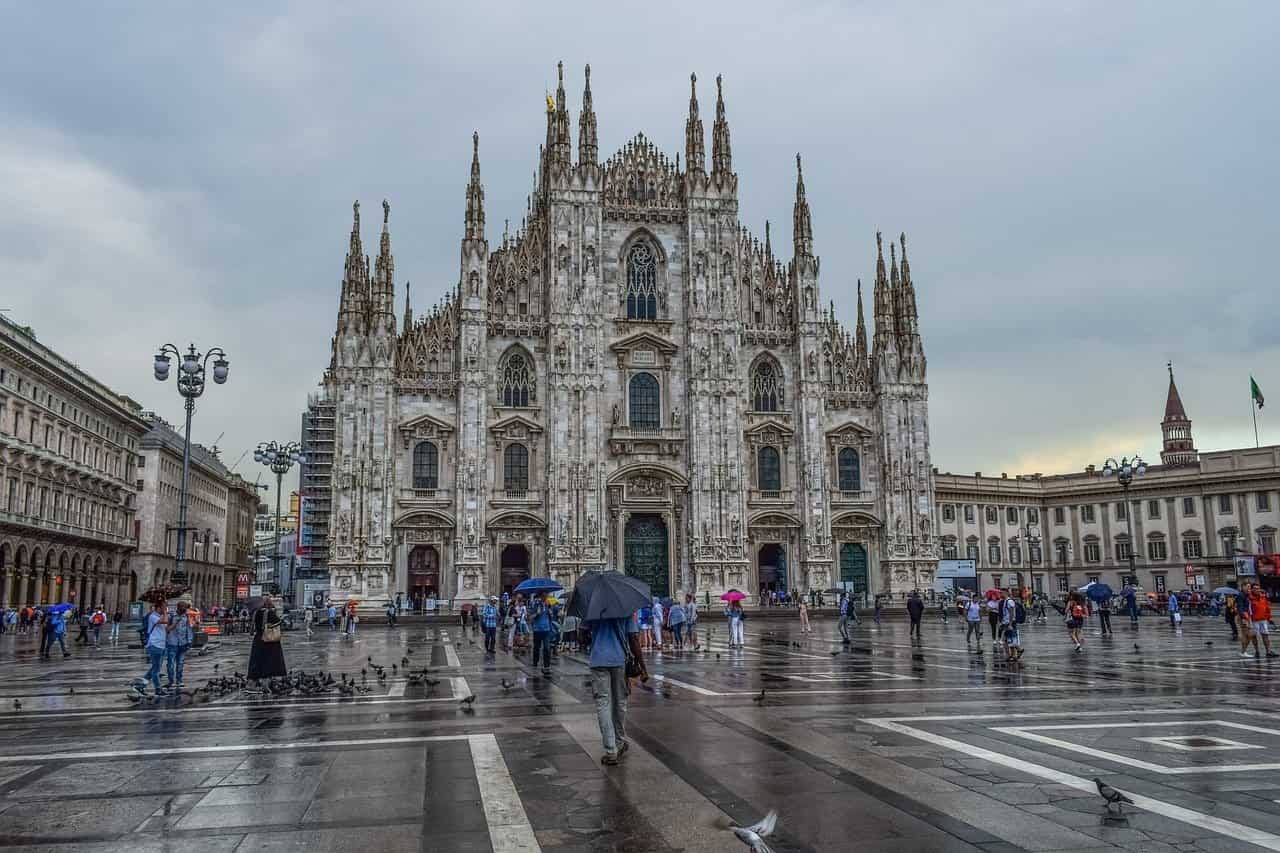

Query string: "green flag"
[[1252, 376, 1265, 409]]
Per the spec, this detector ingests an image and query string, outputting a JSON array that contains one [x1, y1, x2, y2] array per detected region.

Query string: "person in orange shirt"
[[1245, 584, 1276, 659]]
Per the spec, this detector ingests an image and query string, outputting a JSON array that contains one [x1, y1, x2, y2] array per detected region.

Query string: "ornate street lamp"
[[1102, 455, 1147, 583], [153, 343, 229, 589], [255, 440, 304, 597]]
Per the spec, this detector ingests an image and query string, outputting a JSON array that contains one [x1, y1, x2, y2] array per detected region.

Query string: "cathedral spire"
[[339, 200, 369, 328], [872, 231, 896, 355], [855, 278, 868, 362], [372, 199, 395, 323], [578, 63, 597, 165], [402, 281, 413, 334], [549, 60, 572, 168], [685, 72, 705, 174], [464, 132, 485, 243], [1161, 362, 1198, 466], [763, 219, 773, 262], [897, 232, 919, 334], [793, 153, 813, 258], [889, 240, 902, 336], [711, 74, 733, 178]]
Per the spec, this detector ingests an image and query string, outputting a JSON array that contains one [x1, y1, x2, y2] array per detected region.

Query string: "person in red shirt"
[[1245, 584, 1276, 659]]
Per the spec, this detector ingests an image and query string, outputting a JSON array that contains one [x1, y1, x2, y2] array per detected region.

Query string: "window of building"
[[1009, 544, 1022, 565], [1007, 507, 1018, 524], [1182, 538, 1202, 559], [1261, 532, 1276, 554], [1182, 496, 1196, 516], [750, 359, 783, 412], [837, 448, 861, 492], [1081, 505, 1096, 523], [966, 543, 979, 561], [1258, 492, 1272, 512], [942, 504, 955, 523], [412, 442, 439, 490], [498, 350, 534, 407], [628, 372, 660, 429], [1218, 494, 1232, 514], [1030, 544, 1042, 564], [1115, 540, 1132, 561], [1086, 572, 1100, 585], [1148, 539, 1168, 561], [1153, 574, 1167, 593], [991, 573, 1002, 589], [625, 242, 658, 320], [757, 447, 782, 492], [988, 542, 1002, 564], [1084, 541, 1101, 562], [1055, 542, 1069, 565], [1115, 501, 1127, 521], [1057, 574, 1069, 593], [964, 505, 975, 523], [1222, 533, 1239, 557], [503, 444, 529, 492], [985, 506, 998, 525], [1054, 507, 1065, 525], [1028, 508, 1039, 524], [942, 543, 958, 559], [1148, 499, 1161, 519]]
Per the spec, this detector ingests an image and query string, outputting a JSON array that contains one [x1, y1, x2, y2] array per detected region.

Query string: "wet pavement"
[[1, 611, 1279, 852]]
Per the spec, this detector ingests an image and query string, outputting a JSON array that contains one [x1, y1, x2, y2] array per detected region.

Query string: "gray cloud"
[[3, 2, 1277, 502]]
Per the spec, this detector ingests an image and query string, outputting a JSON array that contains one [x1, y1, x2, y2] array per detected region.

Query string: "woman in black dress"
[[247, 596, 287, 689]]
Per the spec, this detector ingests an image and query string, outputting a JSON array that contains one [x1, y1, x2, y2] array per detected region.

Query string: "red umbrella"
[[984, 588, 1004, 600], [720, 590, 746, 602]]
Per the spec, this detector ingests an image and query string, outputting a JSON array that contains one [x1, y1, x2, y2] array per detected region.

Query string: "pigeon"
[[830, 651, 840, 657], [753, 689, 766, 704], [392, 663, 398, 674], [68, 687, 75, 695], [460, 694, 477, 708], [213, 664, 219, 672], [406, 648, 413, 655], [401, 657, 409, 666], [716, 653, 722, 661], [1094, 778, 1134, 814], [12, 699, 20, 710], [361, 668, 367, 678], [1133, 643, 1141, 651], [725, 809, 778, 852], [1205, 641, 1213, 646], [424, 678, 441, 687], [501, 679, 514, 691], [368, 656, 373, 663]]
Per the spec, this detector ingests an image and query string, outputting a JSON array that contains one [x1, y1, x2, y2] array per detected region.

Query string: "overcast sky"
[[3, 3, 1277, 504]]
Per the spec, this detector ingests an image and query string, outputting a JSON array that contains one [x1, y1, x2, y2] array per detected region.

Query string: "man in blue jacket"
[[529, 591, 553, 674]]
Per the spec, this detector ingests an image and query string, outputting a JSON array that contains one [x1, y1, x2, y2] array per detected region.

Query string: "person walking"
[[1002, 596, 1024, 661], [838, 593, 852, 644], [481, 596, 499, 652], [1124, 586, 1139, 626], [327, 603, 337, 631], [138, 602, 168, 695], [530, 591, 553, 675], [906, 590, 924, 640], [110, 609, 122, 644], [345, 601, 359, 638], [1097, 594, 1114, 637], [726, 600, 746, 648], [651, 597, 665, 651], [385, 601, 397, 627], [247, 596, 287, 691], [684, 594, 699, 650], [304, 605, 315, 638], [1168, 590, 1181, 632], [1245, 583, 1277, 659], [798, 597, 811, 634], [668, 597, 686, 648], [986, 594, 1002, 648], [586, 611, 645, 766], [166, 601, 194, 689], [873, 594, 883, 627], [1067, 592, 1086, 652], [964, 595, 983, 647], [1224, 589, 1240, 642]]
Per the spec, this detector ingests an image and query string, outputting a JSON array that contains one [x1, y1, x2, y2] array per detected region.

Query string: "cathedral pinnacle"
[[793, 152, 813, 257], [578, 63, 597, 164], [464, 132, 486, 242], [548, 60, 572, 167], [685, 72, 705, 174], [897, 232, 919, 334], [711, 73, 733, 177], [402, 281, 413, 334], [372, 198, 395, 324], [855, 278, 868, 361]]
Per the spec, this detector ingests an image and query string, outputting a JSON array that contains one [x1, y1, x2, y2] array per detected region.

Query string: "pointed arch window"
[[498, 349, 534, 407], [503, 444, 529, 492], [751, 359, 783, 412], [626, 242, 658, 320], [757, 446, 782, 492], [628, 372, 660, 429], [413, 442, 439, 489], [838, 448, 861, 492]]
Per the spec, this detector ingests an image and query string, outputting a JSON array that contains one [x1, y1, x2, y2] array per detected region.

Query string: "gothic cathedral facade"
[[320, 65, 937, 607]]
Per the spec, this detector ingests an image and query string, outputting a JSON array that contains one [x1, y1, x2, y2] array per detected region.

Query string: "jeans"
[[838, 615, 850, 641], [166, 644, 189, 686], [532, 631, 551, 668], [110, 623, 120, 642], [93, 626, 102, 645], [672, 623, 684, 647], [988, 611, 1000, 639], [1098, 609, 1113, 635], [730, 618, 744, 646], [1128, 603, 1139, 623], [483, 626, 496, 652], [966, 621, 982, 642], [590, 666, 628, 755], [145, 646, 165, 692]]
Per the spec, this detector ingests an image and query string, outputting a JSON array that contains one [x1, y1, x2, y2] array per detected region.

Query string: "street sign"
[[237, 573, 251, 584], [1184, 562, 1197, 578]]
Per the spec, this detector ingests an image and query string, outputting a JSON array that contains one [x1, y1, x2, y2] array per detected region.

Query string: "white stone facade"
[[320, 66, 938, 608]]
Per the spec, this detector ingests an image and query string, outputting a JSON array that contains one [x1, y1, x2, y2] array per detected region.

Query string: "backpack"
[[1015, 600, 1027, 624], [91, 612, 105, 626]]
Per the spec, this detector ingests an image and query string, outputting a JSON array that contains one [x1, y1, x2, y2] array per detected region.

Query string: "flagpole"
[[1254, 400, 1260, 448]]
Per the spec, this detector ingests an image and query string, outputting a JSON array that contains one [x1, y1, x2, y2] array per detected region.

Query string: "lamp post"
[[254, 441, 304, 600], [1102, 455, 1146, 585], [1020, 523, 1041, 591], [153, 343, 230, 589]]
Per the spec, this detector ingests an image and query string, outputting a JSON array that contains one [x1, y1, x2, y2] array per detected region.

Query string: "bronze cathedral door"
[[624, 514, 669, 598]]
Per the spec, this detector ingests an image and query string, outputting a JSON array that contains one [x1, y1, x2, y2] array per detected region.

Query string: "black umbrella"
[[567, 570, 651, 622]]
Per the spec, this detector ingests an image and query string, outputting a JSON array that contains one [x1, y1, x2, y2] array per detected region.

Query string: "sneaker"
[[1074, 645, 1083, 653], [1242, 651, 1256, 658], [617, 740, 630, 759], [601, 752, 619, 766], [1268, 652, 1279, 659]]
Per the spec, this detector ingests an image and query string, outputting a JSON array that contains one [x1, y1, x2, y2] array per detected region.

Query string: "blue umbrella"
[[45, 603, 75, 614], [514, 577, 564, 594], [1085, 583, 1114, 602]]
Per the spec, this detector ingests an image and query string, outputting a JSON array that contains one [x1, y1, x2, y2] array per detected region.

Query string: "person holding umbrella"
[[1086, 582, 1115, 637], [569, 570, 650, 766], [722, 590, 746, 648], [247, 595, 287, 692]]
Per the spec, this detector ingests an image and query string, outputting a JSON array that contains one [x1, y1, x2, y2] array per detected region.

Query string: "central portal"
[[408, 545, 440, 601], [624, 513, 669, 598]]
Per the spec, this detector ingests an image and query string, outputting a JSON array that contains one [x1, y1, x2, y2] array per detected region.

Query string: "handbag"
[[262, 616, 282, 643], [616, 621, 643, 679]]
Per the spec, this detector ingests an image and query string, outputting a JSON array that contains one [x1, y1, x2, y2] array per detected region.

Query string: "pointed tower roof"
[[372, 199, 395, 321], [897, 232, 919, 334], [685, 72, 705, 175], [1161, 362, 1198, 466], [793, 153, 813, 258], [578, 64, 597, 165], [464, 132, 485, 242], [871, 231, 896, 353], [402, 281, 413, 335], [1164, 362, 1189, 420], [855, 278, 868, 361], [549, 60, 572, 167], [711, 74, 733, 177], [339, 200, 369, 326]]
